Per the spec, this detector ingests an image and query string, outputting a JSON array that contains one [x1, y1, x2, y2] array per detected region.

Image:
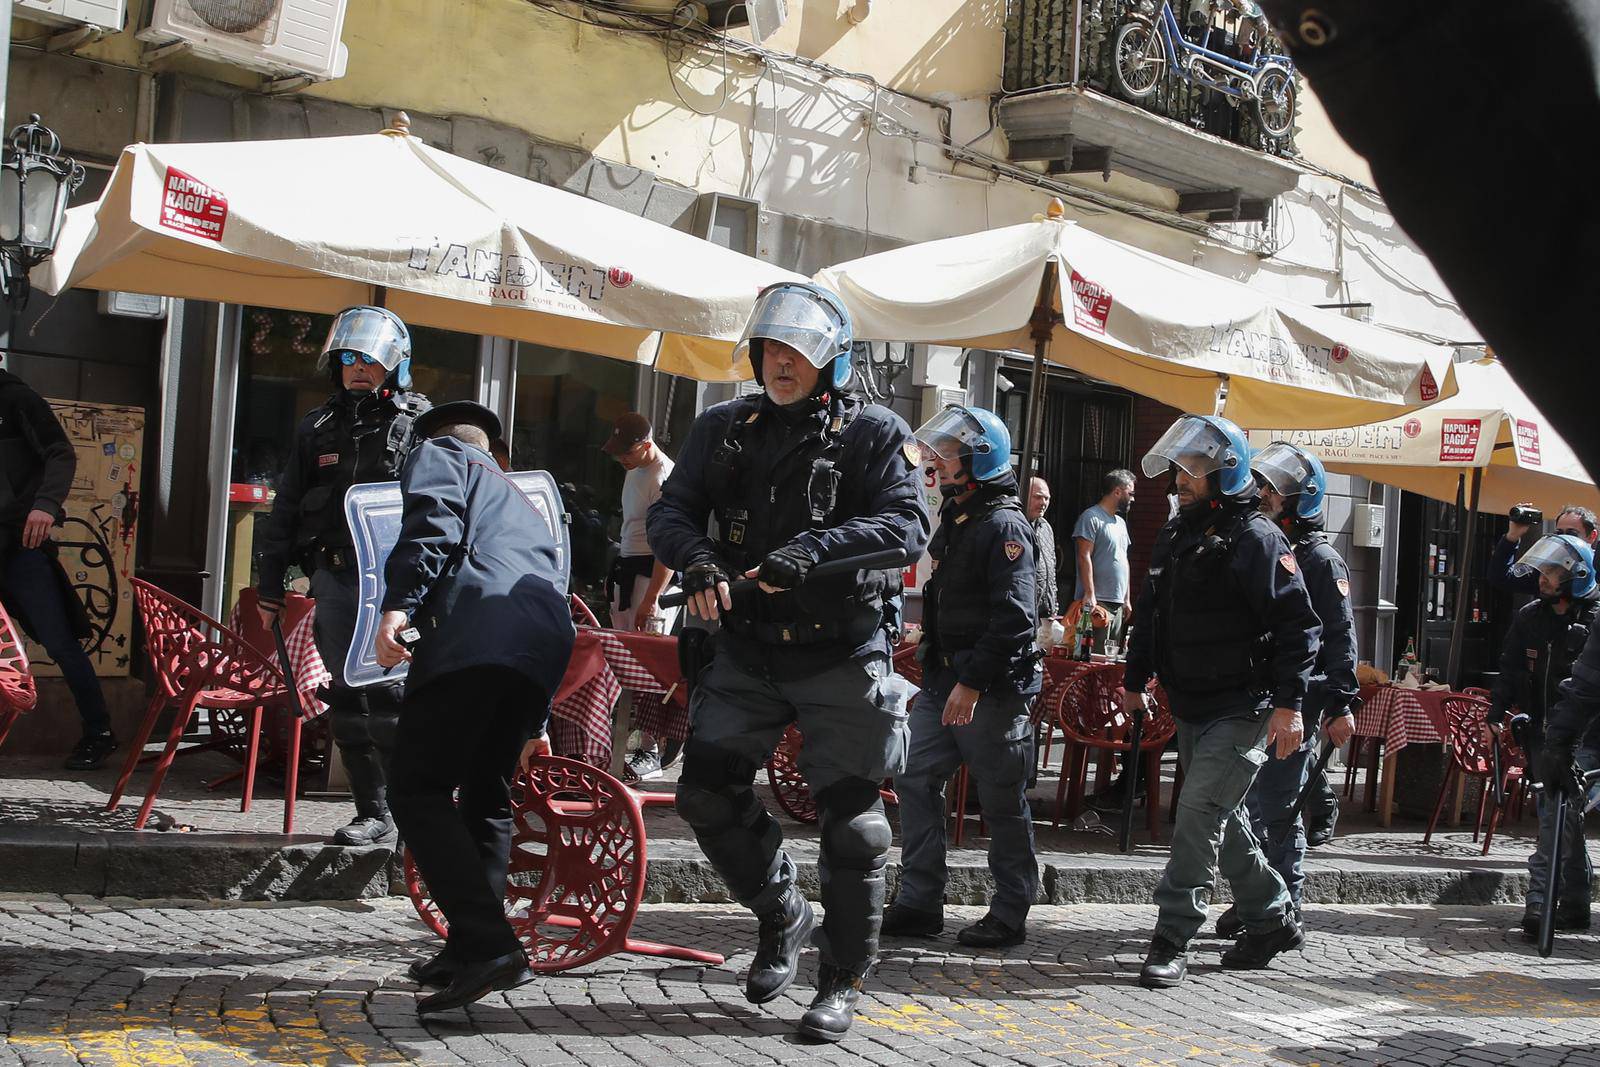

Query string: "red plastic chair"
[[1423, 695, 1515, 851], [406, 755, 724, 972], [1052, 664, 1175, 838], [767, 724, 900, 825], [0, 601, 39, 752], [215, 590, 329, 792], [107, 579, 316, 833]]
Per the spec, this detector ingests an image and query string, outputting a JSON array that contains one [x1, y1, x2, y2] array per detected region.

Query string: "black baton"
[[1289, 739, 1340, 829], [1119, 692, 1146, 854], [659, 549, 910, 608], [270, 616, 305, 713], [1541, 785, 1564, 959]]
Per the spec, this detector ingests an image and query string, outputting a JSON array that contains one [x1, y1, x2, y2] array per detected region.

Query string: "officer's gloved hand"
[[683, 557, 733, 622], [1537, 742, 1586, 799], [756, 543, 817, 592]]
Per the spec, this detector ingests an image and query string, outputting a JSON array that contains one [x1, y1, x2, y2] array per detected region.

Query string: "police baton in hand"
[[659, 549, 910, 608], [270, 616, 305, 716], [1542, 784, 1565, 959], [1119, 691, 1148, 854]]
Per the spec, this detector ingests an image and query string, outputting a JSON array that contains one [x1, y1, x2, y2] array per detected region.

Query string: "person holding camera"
[[1489, 504, 1598, 596]]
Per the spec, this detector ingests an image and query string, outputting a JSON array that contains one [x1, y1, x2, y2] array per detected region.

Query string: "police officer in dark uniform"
[[1212, 443, 1357, 937], [255, 306, 430, 846], [882, 405, 1041, 948], [1482, 534, 1600, 938], [1126, 415, 1321, 989], [647, 281, 929, 1042]]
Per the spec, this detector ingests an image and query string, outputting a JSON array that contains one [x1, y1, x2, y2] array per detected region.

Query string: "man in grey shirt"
[[1027, 477, 1059, 620], [1073, 469, 1135, 654]]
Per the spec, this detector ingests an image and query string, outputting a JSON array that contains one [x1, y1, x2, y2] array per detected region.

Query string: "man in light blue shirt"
[[1072, 469, 1135, 654]]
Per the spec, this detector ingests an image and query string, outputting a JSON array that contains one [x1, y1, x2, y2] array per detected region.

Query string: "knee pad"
[[817, 777, 892, 868], [676, 741, 762, 832]]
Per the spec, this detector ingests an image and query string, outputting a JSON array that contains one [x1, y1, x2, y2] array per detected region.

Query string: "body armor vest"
[[1154, 504, 1272, 696], [295, 388, 429, 554], [924, 487, 1024, 653]]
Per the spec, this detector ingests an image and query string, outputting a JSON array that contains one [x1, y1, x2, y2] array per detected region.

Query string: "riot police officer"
[[1213, 443, 1358, 937], [1482, 534, 1600, 937], [1125, 415, 1321, 988], [255, 306, 431, 847], [882, 405, 1040, 948], [647, 281, 929, 1042]]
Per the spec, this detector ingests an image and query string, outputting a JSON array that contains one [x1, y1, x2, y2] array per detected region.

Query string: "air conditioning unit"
[[140, 0, 349, 82], [13, 0, 126, 32]]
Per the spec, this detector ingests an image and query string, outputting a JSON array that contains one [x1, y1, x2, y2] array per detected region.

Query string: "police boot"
[[1220, 917, 1304, 970], [880, 902, 943, 938], [745, 887, 815, 1004], [1139, 937, 1188, 989], [796, 962, 867, 1043], [1214, 906, 1245, 939]]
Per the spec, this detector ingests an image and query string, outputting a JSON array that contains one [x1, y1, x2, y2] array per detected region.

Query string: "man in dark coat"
[[374, 400, 576, 1015], [0, 363, 112, 768]]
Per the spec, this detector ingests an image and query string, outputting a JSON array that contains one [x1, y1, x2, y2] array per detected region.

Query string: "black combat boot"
[[332, 812, 395, 846], [879, 902, 943, 938], [797, 962, 867, 1042], [1139, 937, 1188, 988], [1221, 917, 1304, 969], [957, 913, 1025, 948], [745, 888, 815, 1004], [1213, 906, 1245, 939]]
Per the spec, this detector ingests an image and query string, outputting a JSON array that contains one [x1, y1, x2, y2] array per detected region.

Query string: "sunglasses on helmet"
[[336, 351, 383, 367]]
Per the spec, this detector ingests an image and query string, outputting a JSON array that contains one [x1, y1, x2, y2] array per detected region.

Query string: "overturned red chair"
[[107, 579, 318, 833], [406, 755, 724, 972], [0, 602, 38, 752]]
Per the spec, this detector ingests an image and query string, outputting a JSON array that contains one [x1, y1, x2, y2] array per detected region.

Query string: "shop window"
[[221, 307, 480, 617], [510, 344, 639, 602]]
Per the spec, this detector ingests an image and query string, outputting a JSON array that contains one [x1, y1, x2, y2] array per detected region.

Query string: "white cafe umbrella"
[[1251, 356, 1599, 685], [35, 118, 796, 382], [814, 202, 1457, 475]]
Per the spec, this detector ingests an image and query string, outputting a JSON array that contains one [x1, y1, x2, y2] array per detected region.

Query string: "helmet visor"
[[1141, 417, 1233, 480], [914, 406, 988, 464], [1512, 536, 1592, 585], [1252, 442, 1314, 498], [732, 288, 847, 370], [319, 308, 409, 372]]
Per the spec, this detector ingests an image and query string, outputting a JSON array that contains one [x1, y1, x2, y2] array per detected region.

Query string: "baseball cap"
[[601, 412, 652, 455]]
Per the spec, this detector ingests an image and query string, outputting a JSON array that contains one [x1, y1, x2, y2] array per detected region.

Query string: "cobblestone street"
[[2, 896, 1598, 1066]]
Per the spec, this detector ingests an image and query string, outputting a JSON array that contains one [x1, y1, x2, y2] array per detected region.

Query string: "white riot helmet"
[[318, 306, 413, 390]]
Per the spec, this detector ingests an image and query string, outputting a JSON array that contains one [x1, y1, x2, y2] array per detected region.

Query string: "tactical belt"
[[309, 544, 354, 572]]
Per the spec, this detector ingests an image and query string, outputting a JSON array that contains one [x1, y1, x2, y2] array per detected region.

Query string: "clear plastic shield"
[[342, 470, 570, 687]]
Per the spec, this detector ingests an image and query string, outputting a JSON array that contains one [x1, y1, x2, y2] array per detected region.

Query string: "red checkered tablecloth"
[[1354, 684, 1453, 755], [549, 629, 688, 767], [226, 602, 331, 706]]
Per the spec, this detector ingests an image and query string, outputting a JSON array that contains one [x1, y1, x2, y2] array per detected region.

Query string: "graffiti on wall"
[[25, 400, 144, 678]]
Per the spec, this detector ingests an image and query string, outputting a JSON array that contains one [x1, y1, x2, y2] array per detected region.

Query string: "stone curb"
[[2, 825, 1580, 906]]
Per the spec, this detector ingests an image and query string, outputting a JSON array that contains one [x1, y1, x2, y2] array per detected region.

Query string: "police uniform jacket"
[[0, 370, 75, 557], [1490, 593, 1600, 734], [381, 435, 575, 719], [1286, 523, 1360, 723], [647, 392, 930, 672], [1124, 495, 1321, 722], [254, 386, 430, 603], [1546, 618, 1600, 752], [922, 479, 1041, 696]]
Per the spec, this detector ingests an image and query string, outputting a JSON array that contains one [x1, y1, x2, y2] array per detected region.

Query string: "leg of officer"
[[884, 665, 963, 934], [1147, 710, 1291, 982], [1556, 742, 1599, 927], [790, 651, 908, 1042], [674, 653, 805, 1001], [1241, 736, 1314, 918], [389, 667, 533, 1004], [953, 688, 1038, 944], [312, 567, 396, 845], [1303, 761, 1340, 846], [2, 548, 114, 756]]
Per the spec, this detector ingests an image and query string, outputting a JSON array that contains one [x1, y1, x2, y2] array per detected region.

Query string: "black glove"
[[682, 557, 732, 595], [1537, 742, 1585, 799], [757, 544, 816, 590]]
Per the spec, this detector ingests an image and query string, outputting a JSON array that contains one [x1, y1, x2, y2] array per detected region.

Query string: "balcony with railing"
[[1000, 0, 1303, 223]]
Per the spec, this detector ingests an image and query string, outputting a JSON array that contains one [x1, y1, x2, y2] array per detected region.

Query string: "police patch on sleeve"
[[1279, 553, 1297, 575], [1004, 541, 1024, 561], [1336, 578, 1350, 597], [901, 440, 921, 468]]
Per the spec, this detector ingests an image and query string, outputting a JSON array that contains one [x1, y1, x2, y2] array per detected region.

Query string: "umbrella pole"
[[1016, 265, 1061, 482], [1446, 466, 1483, 689]]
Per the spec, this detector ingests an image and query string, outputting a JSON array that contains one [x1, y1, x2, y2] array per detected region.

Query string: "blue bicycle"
[[1111, 0, 1296, 141]]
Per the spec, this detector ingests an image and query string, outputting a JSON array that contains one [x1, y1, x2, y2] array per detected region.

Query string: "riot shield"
[[342, 470, 570, 688]]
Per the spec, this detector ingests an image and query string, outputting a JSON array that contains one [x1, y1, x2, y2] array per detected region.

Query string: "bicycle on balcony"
[[1110, 0, 1297, 142]]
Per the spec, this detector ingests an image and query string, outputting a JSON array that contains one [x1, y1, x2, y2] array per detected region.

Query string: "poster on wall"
[[24, 400, 144, 678]]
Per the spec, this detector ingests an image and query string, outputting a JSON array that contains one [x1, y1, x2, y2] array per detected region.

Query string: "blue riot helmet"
[[914, 405, 1013, 485], [1251, 441, 1327, 521], [733, 282, 855, 394], [1512, 533, 1598, 599], [319, 305, 413, 391], [1141, 413, 1253, 498]]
